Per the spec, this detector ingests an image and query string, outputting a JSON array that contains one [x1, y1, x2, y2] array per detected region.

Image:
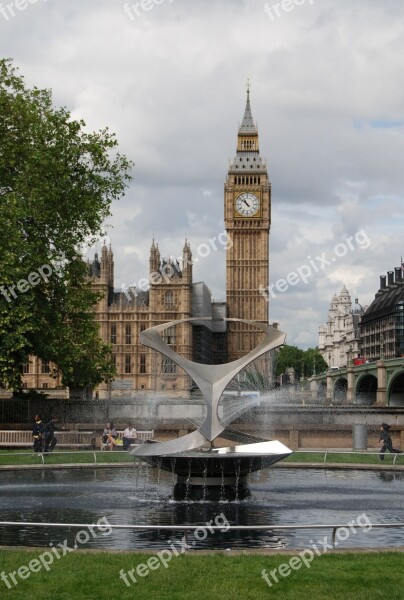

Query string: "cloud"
[[1, 0, 404, 348]]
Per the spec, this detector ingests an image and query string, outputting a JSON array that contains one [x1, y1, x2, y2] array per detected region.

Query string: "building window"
[[22, 382, 28, 389], [125, 324, 132, 345], [165, 291, 174, 309], [163, 326, 175, 345], [162, 357, 176, 374], [140, 354, 146, 374], [23, 363, 30, 374], [41, 361, 50, 374], [112, 354, 117, 369], [125, 354, 131, 374], [42, 383, 48, 389], [110, 324, 117, 344]]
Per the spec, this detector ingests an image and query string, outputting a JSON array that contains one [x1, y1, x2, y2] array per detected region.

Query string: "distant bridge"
[[311, 357, 404, 406]]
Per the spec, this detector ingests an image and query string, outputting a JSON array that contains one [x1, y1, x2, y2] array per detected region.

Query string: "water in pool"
[[0, 466, 403, 550]]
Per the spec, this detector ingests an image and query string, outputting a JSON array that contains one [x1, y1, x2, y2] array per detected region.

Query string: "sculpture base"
[[173, 476, 250, 501], [135, 440, 292, 501]]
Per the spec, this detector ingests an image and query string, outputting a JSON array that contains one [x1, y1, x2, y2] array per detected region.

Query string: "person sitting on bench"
[[102, 422, 117, 450], [123, 423, 138, 450]]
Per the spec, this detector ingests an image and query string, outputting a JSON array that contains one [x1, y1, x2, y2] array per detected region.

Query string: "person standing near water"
[[44, 416, 64, 452], [32, 415, 44, 453], [378, 423, 401, 460]]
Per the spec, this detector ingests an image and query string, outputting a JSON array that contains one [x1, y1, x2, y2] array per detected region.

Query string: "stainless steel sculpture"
[[131, 318, 292, 499]]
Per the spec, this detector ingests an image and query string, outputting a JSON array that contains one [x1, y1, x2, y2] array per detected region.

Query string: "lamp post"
[[106, 378, 112, 421]]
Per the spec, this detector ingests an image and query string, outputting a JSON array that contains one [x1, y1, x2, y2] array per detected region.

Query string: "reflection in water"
[[0, 467, 404, 550], [377, 471, 403, 483]]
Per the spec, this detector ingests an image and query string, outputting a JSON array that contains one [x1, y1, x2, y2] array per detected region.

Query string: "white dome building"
[[318, 286, 364, 367]]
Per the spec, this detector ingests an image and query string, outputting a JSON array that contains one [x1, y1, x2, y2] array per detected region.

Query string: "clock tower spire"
[[225, 85, 271, 361], [239, 79, 257, 135]]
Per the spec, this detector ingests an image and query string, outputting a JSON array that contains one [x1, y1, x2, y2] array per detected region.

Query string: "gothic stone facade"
[[91, 241, 194, 397], [225, 87, 271, 361]]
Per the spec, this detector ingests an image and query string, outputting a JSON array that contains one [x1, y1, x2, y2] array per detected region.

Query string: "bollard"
[[352, 424, 367, 451]]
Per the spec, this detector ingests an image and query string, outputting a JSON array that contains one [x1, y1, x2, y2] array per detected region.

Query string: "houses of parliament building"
[[22, 88, 273, 396]]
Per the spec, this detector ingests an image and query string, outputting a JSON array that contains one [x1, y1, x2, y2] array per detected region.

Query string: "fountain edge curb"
[[0, 545, 404, 555], [0, 462, 404, 472]]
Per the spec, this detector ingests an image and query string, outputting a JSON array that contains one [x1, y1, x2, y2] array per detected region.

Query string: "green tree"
[[276, 345, 327, 380], [302, 347, 328, 377], [0, 59, 133, 392], [275, 345, 304, 378]]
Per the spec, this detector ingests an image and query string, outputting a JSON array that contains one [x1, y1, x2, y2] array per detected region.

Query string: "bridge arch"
[[355, 374, 377, 405], [388, 372, 404, 407], [333, 378, 347, 403]]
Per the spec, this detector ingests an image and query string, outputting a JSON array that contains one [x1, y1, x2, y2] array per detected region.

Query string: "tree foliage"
[[0, 59, 133, 392], [275, 345, 328, 380]]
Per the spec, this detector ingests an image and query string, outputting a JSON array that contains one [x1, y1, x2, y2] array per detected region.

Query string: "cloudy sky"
[[2, 0, 404, 347]]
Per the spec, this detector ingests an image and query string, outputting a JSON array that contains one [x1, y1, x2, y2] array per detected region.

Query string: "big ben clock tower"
[[225, 85, 271, 361]]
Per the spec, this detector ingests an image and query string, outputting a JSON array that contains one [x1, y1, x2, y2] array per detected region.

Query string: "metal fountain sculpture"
[[131, 318, 292, 499]]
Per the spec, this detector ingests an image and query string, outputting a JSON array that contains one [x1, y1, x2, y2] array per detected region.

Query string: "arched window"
[[163, 326, 175, 345], [162, 357, 176, 373], [165, 291, 174, 308]]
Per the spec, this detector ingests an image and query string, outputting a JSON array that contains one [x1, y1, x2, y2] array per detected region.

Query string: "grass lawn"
[[1, 449, 403, 467], [0, 550, 403, 600], [0, 449, 134, 466], [284, 451, 404, 465]]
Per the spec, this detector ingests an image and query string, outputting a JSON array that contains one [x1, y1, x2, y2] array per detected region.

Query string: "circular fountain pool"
[[1, 466, 404, 550]]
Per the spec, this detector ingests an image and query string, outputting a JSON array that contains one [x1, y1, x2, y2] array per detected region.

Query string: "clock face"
[[235, 192, 260, 217]]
